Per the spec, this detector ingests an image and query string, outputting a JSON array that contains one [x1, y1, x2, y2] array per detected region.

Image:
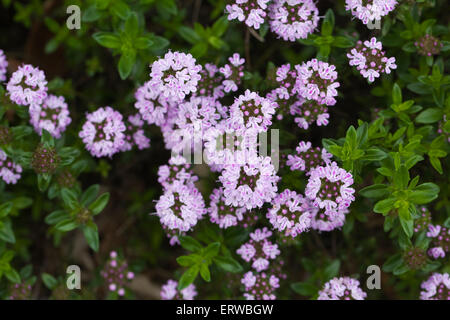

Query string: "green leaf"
[[333, 36, 354, 48], [118, 50, 136, 80], [382, 253, 403, 272], [4, 268, 21, 284], [359, 184, 389, 198], [402, 42, 416, 53], [82, 224, 99, 252], [178, 26, 200, 44], [178, 265, 199, 290], [176, 255, 197, 267], [179, 236, 202, 252], [0, 220, 15, 243], [415, 108, 444, 123], [393, 263, 409, 276], [0, 202, 13, 219], [211, 16, 229, 37], [41, 273, 58, 290], [110, 0, 130, 20], [55, 219, 78, 232], [45, 210, 70, 225], [135, 36, 154, 50], [374, 197, 396, 215], [323, 260, 340, 280], [38, 174, 51, 192], [291, 282, 317, 296], [80, 185, 100, 206], [410, 183, 440, 204], [190, 42, 208, 58], [199, 263, 211, 282], [93, 32, 121, 49], [392, 83, 402, 104], [399, 216, 414, 238], [88, 193, 110, 215], [361, 148, 387, 161], [213, 256, 243, 273], [61, 188, 78, 210], [124, 12, 139, 38], [203, 242, 220, 259]]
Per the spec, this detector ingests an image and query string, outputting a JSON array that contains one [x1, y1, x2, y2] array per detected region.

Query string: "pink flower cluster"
[[120, 114, 151, 152], [237, 227, 280, 272], [318, 276, 367, 300], [345, 0, 398, 25], [347, 37, 397, 82], [241, 270, 280, 300], [426, 224, 449, 259], [0, 150, 22, 184], [219, 53, 245, 93], [100, 251, 135, 297], [225, 0, 270, 30], [268, 0, 319, 41], [286, 141, 332, 174], [29, 95, 71, 138], [79, 106, 126, 158], [420, 273, 449, 300], [7, 64, 48, 107], [208, 187, 246, 229], [160, 279, 197, 300], [149, 51, 202, 101], [0, 49, 7, 82]]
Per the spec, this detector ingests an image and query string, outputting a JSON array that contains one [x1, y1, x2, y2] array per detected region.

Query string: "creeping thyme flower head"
[[291, 98, 330, 129], [415, 34, 443, 56], [0, 150, 22, 184], [219, 156, 279, 210], [7, 64, 48, 106], [266, 88, 303, 121], [31, 144, 59, 175], [268, 0, 319, 41], [208, 187, 247, 229], [347, 38, 397, 83], [420, 273, 449, 300], [149, 51, 202, 101], [345, 0, 398, 25], [306, 162, 355, 214], [0, 125, 13, 145], [225, 0, 270, 30], [237, 227, 280, 272], [134, 81, 177, 127], [158, 155, 198, 189], [286, 141, 332, 174], [266, 189, 312, 238], [414, 206, 432, 233], [0, 49, 8, 82], [101, 251, 135, 297], [79, 106, 126, 158], [195, 63, 224, 99], [8, 282, 33, 300], [56, 169, 76, 188], [120, 114, 150, 152], [29, 95, 71, 138], [219, 53, 245, 93], [426, 224, 449, 259], [275, 63, 300, 97], [241, 270, 280, 300], [228, 89, 277, 133], [295, 59, 340, 106], [318, 276, 367, 300], [310, 206, 349, 232], [155, 180, 206, 233], [160, 279, 197, 300], [403, 247, 427, 270], [163, 226, 186, 246]]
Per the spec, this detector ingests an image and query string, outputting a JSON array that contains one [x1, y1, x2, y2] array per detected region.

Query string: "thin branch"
[[245, 28, 251, 69]]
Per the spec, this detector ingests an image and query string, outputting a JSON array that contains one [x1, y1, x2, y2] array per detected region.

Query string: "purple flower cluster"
[[318, 276, 367, 300], [225, 0, 270, 30], [310, 206, 349, 232], [29, 95, 71, 138], [160, 279, 197, 300], [195, 63, 224, 99], [347, 37, 397, 82], [426, 224, 449, 259], [208, 187, 246, 229], [266, 189, 311, 238], [286, 141, 332, 174], [268, 0, 319, 41], [420, 273, 449, 300], [219, 53, 245, 93], [7, 64, 48, 107], [155, 180, 206, 233], [120, 114, 150, 152], [149, 51, 202, 101], [414, 206, 432, 233], [0, 49, 8, 82], [0, 149, 22, 184], [415, 34, 443, 56], [157, 155, 198, 190], [345, 0, 398, 25], [241, 270, 280, 300], [79, 106, 126, 158], [237, 227, 280, 272], [101, 251, 135, 297]]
